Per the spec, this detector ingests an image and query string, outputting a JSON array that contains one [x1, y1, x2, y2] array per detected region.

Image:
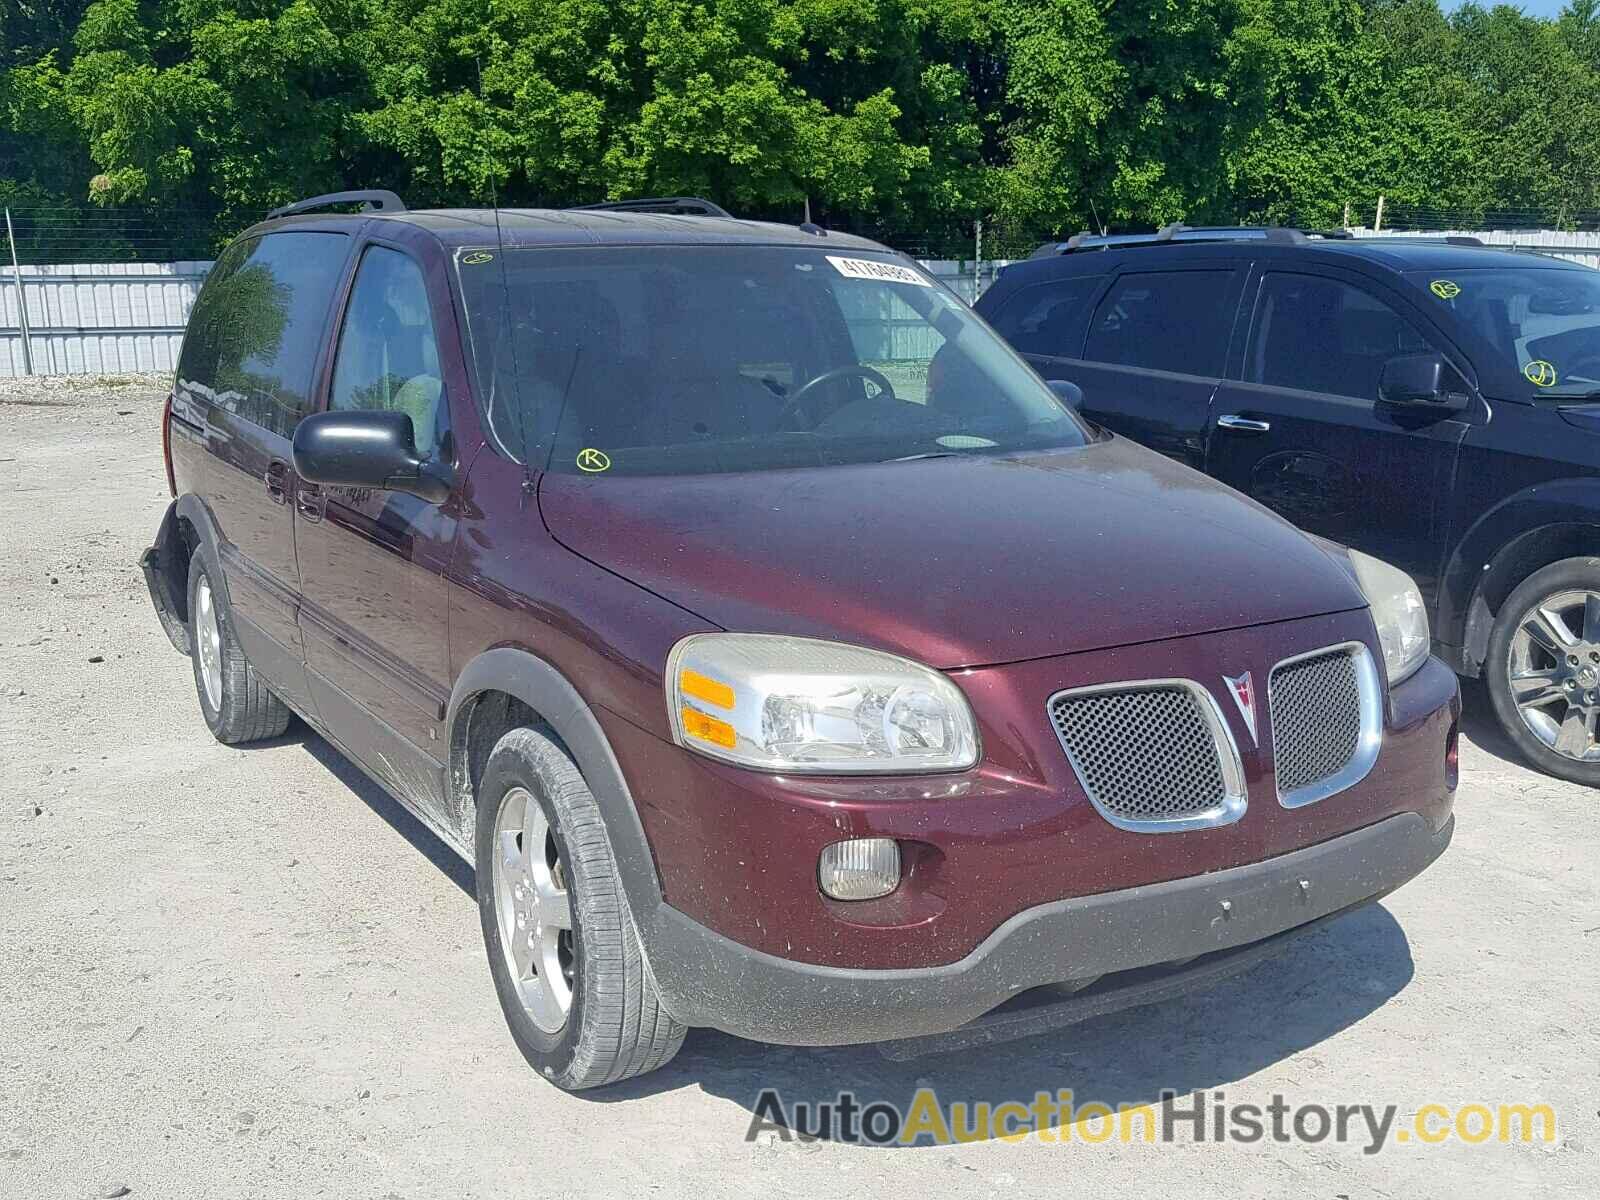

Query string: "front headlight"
[[1348, 549, 1430, 684], [665, 633, 980, 773]]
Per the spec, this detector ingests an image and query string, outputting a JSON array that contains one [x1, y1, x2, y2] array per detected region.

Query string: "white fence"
[[1, 260, 213, 379], [1360, 228, 1600, 269]]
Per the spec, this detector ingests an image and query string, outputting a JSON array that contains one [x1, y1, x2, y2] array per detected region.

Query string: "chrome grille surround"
[[1269, 642, 1383, 809], [1046, 679, 1247, 834]]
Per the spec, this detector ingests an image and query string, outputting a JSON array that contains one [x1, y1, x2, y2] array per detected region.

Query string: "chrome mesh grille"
[[1048, 685, 1228, 825], [1270, 649, 1363, 795]]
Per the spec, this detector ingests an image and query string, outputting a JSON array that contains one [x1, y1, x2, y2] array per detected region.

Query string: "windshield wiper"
[[884, 451, 960, 463]]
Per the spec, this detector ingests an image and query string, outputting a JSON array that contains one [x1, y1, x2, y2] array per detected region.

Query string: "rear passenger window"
[[177, 238, 252, 392], [1083, 271, 1236, 376], [206, 231, 348, 438], [987, 275, 1103, 358], [1248, 274, 1434, 401], [330, 247, 445, 459]]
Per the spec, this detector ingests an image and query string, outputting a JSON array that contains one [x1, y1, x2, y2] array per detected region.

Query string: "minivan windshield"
[[457, 244, 1089, 475], [1408, 265, 1600, 398]]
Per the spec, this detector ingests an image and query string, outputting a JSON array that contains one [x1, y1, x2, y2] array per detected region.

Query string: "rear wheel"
[[186, 549, 291, 744], [475, 726, 686, 1090], [1486, 557, 1600, 786]]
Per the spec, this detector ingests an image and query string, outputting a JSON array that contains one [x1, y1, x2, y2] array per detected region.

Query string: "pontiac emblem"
[[1223, 671, 1258, 746]]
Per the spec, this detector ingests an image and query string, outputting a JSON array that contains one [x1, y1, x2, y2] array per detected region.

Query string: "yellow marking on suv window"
[[1429, 279, 1461, 300], [1524, 359, 1558, 387], [462, 251, 494, 265], [681, 669, 735, 710], [576, 447, 611, 472]]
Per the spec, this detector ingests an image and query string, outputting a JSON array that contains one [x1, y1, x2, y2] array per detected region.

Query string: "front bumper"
[[641, 810, 1453, 1046]]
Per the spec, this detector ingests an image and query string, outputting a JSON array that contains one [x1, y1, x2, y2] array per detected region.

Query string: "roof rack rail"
[[1351, 234, 1488, 248], [1029, 224, 1361, 257], [266, 189, 405, 220], [572, 196, 733, 218]]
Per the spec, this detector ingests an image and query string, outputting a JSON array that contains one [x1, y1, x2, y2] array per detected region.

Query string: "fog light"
[[819, 838, 901, 901]]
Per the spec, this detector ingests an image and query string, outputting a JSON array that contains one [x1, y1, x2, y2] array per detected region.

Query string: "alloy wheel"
[[490, 786, 576, 1033], [195, 574, 223, 712], [1506, 589, 1600, 762]]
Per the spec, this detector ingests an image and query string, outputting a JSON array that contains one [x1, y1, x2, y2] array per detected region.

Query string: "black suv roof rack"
[[1347, 234, 1487, 248], [572, 196, 733, 218], [1029, 223, 1357, 257], [266, 189, 406, 220]]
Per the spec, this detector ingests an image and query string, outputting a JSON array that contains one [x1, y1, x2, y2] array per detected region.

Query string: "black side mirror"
[[1048, 378, 1085, 411], [292, 410, 454, 504], [1378, 353, 1469, 412]]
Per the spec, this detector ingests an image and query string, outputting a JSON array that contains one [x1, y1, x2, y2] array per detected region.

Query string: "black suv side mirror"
[[292, 410, 454, 504], [1048, 378, 1085, 411], [1378, 353, 1469, 413]]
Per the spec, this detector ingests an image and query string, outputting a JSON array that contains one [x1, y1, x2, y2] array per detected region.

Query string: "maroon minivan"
[[142, 192, 1458, 1089]]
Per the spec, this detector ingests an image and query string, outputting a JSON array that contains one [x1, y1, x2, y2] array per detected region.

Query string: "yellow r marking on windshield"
[[576, 448, 612, 473], [1430, 279, 1461, 300], [1524, 359, 1558, 388]]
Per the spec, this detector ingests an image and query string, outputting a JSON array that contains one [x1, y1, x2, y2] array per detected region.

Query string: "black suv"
[[977, 226, 1600, 785]]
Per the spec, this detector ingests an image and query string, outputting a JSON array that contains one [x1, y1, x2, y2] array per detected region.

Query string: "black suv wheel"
[[1486, 556, 1600, 786]]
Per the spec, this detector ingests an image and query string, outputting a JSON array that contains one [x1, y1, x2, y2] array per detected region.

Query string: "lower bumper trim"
[[639, 811, 1453, 1046]]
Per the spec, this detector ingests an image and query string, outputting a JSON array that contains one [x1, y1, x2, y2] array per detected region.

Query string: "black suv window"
[[330, 247, 446, 459], [987, 275, 1104, 357], [1083, 270, 1236, 376], [202, 231, 347, 438], [1248, 273, 1433, 401]]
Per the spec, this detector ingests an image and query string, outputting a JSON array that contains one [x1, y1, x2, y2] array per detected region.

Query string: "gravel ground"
[[1, 376, 1595, 1199]]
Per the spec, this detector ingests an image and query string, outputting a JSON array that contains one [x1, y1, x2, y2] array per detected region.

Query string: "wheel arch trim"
[[1437, 480, 1600, 673], [445, 648, 665, 920]]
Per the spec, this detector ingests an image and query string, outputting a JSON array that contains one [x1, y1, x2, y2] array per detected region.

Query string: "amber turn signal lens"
[[682, 708, 737, 749], [680, 668, 735, 710]]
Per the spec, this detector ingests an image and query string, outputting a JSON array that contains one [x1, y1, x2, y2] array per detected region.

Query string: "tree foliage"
[[5, 0, 1600, 255]]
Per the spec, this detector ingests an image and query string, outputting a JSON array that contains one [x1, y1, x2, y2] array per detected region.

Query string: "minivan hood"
[[537, 437, 1368, 669]]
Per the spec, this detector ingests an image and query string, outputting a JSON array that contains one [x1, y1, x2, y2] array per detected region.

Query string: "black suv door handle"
[[296, 481, 325, 523], [264, 459, 290, 504], [1217, 414, 1272, 434]]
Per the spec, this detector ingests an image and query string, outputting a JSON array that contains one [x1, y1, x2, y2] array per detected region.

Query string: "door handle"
[[1217, 414, 1272, 434], [264, 459, 290, 504], [296, 481, 325, 523]]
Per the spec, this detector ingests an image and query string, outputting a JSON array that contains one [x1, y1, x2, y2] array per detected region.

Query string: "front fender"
[[445, 647, 664, 924], [1438, 478, 1600, 665]]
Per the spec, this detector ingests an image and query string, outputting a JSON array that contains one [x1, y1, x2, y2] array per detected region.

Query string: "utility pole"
[[5, 208, 33, 377], [974, 217, 984, 297], [1374, 195, 1385, 234], [1343, 201, 1351, 230]]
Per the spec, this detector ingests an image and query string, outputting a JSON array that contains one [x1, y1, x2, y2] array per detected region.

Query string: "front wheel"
[[1485, 556, 1600, 786], [474, 726, 686, 1090]]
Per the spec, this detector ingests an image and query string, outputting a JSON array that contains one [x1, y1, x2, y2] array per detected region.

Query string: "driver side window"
[[331, 247, 446, 459], [1248, 273, 1439, 403]]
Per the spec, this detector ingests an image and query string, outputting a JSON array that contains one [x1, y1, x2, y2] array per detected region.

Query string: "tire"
[[1485, 555, 1600, 787], [475, 726, 686, 1090], [186, 546, 292, 745]]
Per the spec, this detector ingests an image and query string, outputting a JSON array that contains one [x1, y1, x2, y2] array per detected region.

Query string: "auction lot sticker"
[[827, 256, 932, 287], [1524, 359, 1558, 387]]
